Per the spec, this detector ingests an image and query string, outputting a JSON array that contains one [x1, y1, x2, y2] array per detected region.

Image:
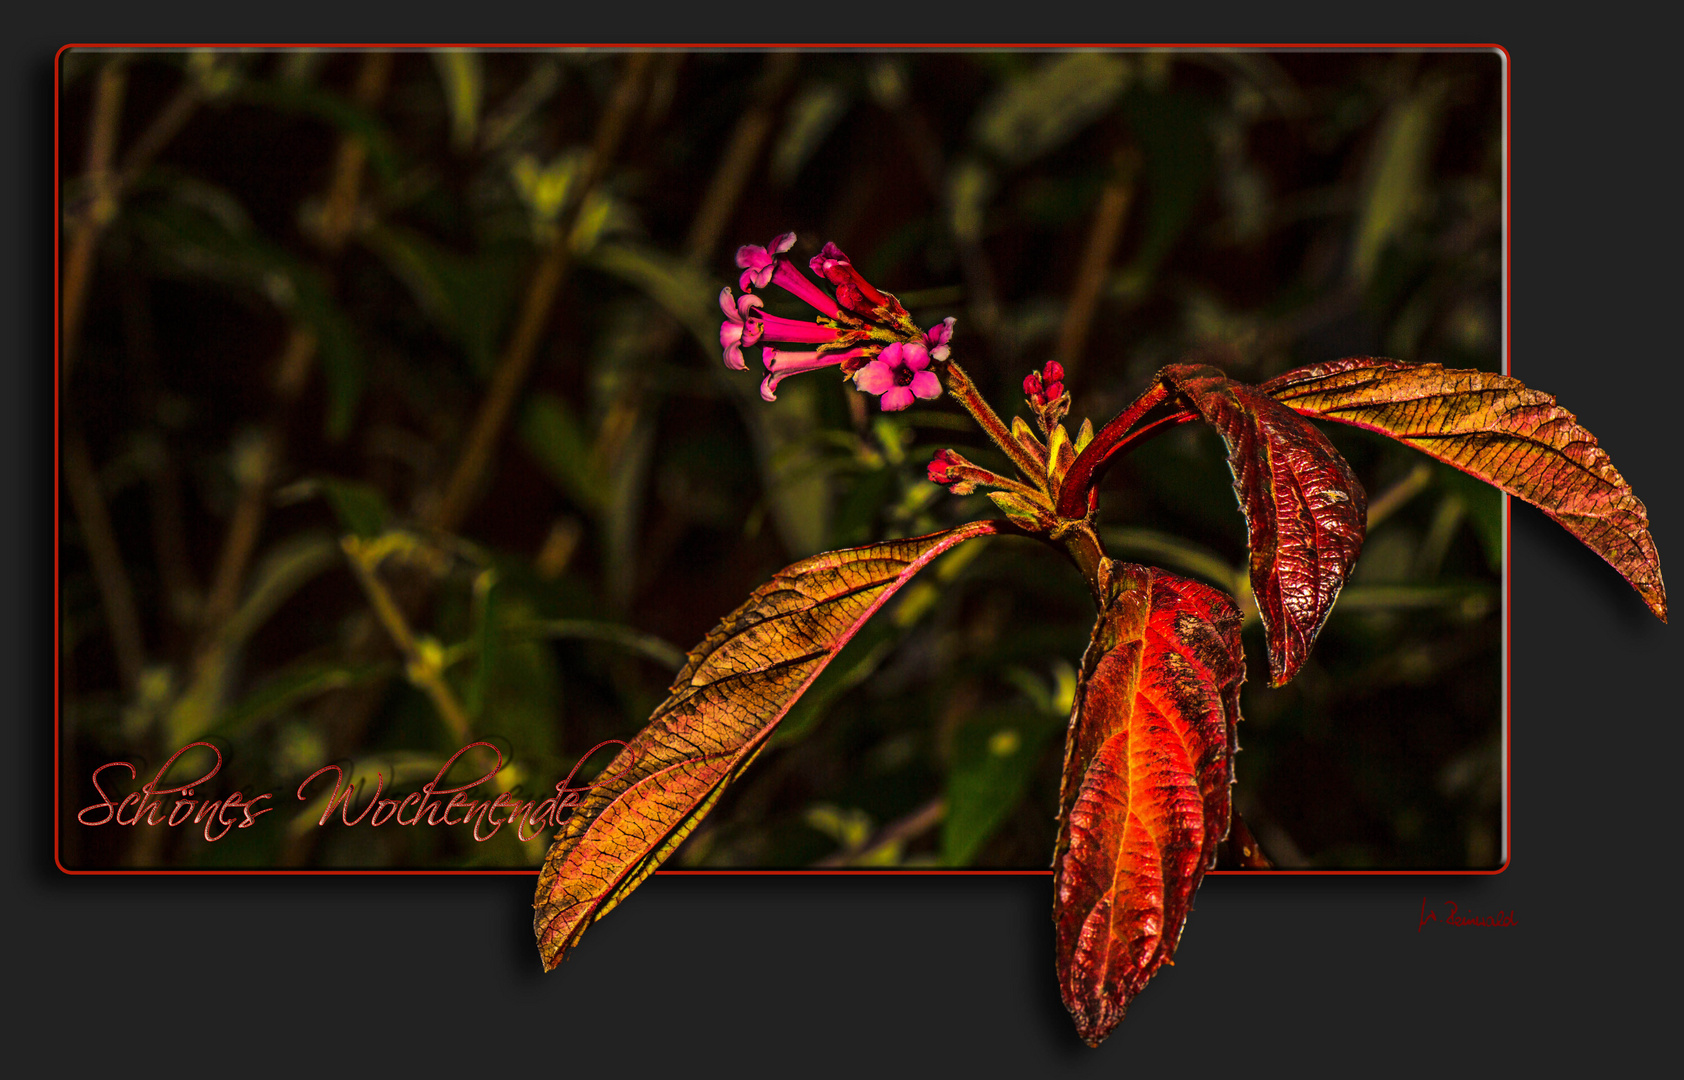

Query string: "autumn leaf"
[[1263, 358, 1666, 620], [1053, 562, 1246, 1047], [533, 521, 998, 970], [1161, 364, 1368, 686]]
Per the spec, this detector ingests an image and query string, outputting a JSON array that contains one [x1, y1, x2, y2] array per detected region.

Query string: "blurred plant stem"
[[287, 54, 661, 843], [196, 51, 392, 650], [63, 59, 204, 382], [568, 52, 794, 612], [685, 53, 798, 264], [427, 51, 654, 535], [1365, 461, 1434, 531], [59, 58, 125, 384], [342, 535, 470, 740], [122, 276, 202, 639], [1053, 150, 1138, 378], [62, 428, 145, 690], [61, 55, 205, 693], [879, 78, 1003, 347], [814, 796, 946, 867]]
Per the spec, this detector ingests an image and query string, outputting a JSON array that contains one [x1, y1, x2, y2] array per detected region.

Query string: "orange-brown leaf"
[[1053, 562, 1246, 1047], [1263, 358, 1666, 620], [533, 521, 998, 970]]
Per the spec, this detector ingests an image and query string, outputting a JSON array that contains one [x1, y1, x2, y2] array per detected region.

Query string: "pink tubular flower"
[[736, 232, 796, 290], [720, 231, 953, 410], [761, 346, 869, 402], [809, 242, 888, 317], [718, 288, 763, 371], [925, 317, 955, 361]]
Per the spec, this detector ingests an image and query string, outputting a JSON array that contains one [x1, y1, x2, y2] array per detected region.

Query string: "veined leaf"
[[1163, 365, 1367, 685], [533, 521, 999, 970], [1263, 358, 1666, 620], [1053, 562, 1245, 1047]]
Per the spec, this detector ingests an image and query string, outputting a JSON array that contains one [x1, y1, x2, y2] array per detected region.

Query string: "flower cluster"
[[719, 233, 954, 412]]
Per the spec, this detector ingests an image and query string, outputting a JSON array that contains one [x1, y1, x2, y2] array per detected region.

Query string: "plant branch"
[[1056, 381, 1200, 519], [317, 52, 393, 251], [942, 360, 1047, 490], [60, 57, 210, 695], [427, 51, 654, 535]]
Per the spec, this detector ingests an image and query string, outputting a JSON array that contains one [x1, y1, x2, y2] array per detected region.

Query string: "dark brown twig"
[[61, 56, 212, 693], [63, 60, 207, 383]]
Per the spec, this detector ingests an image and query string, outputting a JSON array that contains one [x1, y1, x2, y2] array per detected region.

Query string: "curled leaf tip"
[[1264, 358, 1667, 623]]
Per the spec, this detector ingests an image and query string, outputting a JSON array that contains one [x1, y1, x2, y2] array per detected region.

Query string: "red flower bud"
[[1042, 361, 1064, 384], [928, 449, 955, 485]]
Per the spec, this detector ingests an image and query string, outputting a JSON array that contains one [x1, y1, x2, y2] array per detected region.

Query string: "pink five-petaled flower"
[[720, 232, 953, 410], [854, 341, 940, 412]]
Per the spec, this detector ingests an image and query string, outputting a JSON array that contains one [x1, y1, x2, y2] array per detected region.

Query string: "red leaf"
[[1053, 562, 1246, 1047], [1264, 358, 1667, 620], [533, 522, 998, 970], [1162, 364, 1368, 686]]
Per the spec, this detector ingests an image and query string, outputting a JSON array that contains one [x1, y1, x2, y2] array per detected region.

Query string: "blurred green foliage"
[[59, 49, 1502, 870]]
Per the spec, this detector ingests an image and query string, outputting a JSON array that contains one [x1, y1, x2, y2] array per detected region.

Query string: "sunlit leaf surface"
[[534, 521, 997, 968], [1265, 358, 1666, 620], [1053, 562, 1245, 1046]]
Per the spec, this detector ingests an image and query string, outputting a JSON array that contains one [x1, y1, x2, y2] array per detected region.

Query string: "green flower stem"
[[342, 536, 471, 740]]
